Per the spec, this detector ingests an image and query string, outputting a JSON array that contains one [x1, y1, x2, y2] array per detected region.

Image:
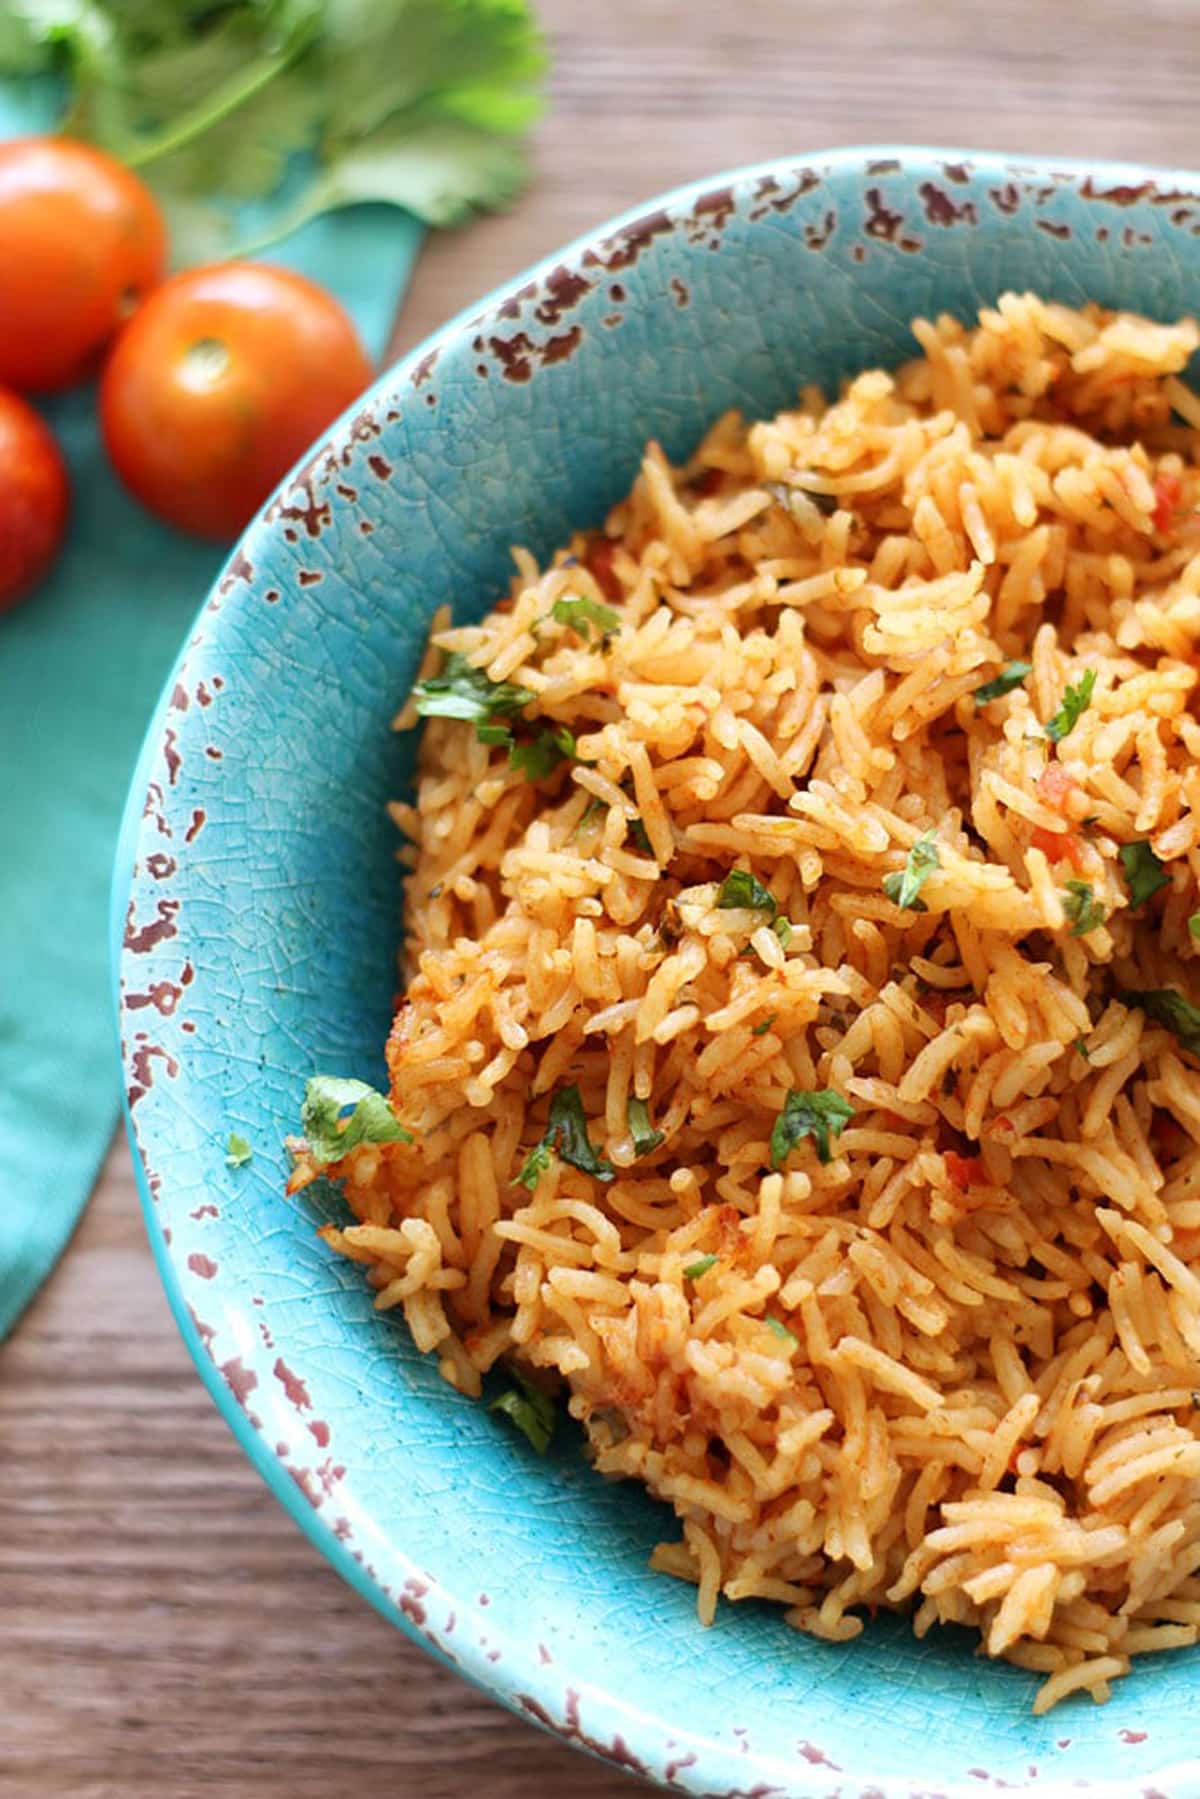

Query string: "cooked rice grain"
[[292, 294, 1200, 1712]]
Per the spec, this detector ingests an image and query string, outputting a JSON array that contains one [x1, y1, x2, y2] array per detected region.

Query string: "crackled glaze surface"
[[115, 150, 1200, 1797]]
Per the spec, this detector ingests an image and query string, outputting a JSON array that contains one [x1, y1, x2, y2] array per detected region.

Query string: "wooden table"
[[6, 4, 1200, 1793]]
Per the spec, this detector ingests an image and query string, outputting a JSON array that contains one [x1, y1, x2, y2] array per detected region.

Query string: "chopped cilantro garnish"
[[552, 595, 621, 640], [490, 1368, 555, 1455], [476, 721, 513, 747], [752, 1015, 777, 1037], [627, 1097, 664, 1158], [1120, 841, 1170, 909], [769, 1088, 854, 1168], [1074, 1037, 1091, 1060], [510, 724, 576, 782], [773, 917, 793, 949], [974, 661, 1032, 705], [300, 1076, 413, 1167], [1061, 880, 1105, 937], [412, 651, 533, 735], [522, 1085, 614, 1184], [516, 1141, 554, 1190], [765, 1314, 799, 1347], [683, 1254, 718, 1281], [1190, 912, 1200, 942], [883, 831, 939, 913], [1044, 668, 1096, 743], [225, 1132, 253, 1169], [1121, 988, 1200, 1060], [717, 869, 778, 914]]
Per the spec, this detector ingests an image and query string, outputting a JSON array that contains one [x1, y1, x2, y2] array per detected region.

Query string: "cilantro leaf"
[[769, 1089, 854, 1168], [516, 1141, 553, 1190], [1044, 668, 1096, 743], [883, 831, 939, 912], [4, 0, 548, 261], [1121, 989, 1200, 1060], [627, 1097, 664, 1158], [1190, 912, 1200, 942], [1120, 841, 1170, 909], [490, 1367, 555, 1454], [773, 917, 792, 949], [752, 1015, 777, 1037], [300, 1075, 413, 1166], [717, 869, 778, 914], [552, 595, 621, 640], [225, 1132, 253, 1168], [522, 1085, 614, 1184], [509, 724, 576, 782], [1074, 1037, 1091, 1059], [476, 721, 513, 747], [765, 1314, 799, 1347], [1061, 880, 1106, 937], [413, 652, 533, 730], [683, 1254, 718, 1281], [974, 661, 1032, 705]]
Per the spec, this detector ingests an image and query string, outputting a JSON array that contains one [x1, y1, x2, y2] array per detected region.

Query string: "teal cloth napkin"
[[0, 88, 424, 1339]]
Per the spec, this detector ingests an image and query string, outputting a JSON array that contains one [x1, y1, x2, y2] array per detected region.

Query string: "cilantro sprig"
[[1044, 668, 1096, 743], [2, 1, 548, 262], [627, 1098, 664, 1158], [552, 595, 620, 641], [300, 1076, 413, 1167], [1121, 989, 1200, 1060], [717, 868, 778, 914], [413, 652, 533, 731], [883, 832, 939, 913], [225, 1132, 253, 1168], [1061, 880, 1105, 937], [769, 1089, 854, 1168]]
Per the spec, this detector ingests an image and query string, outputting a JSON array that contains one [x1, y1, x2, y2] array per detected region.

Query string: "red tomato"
[[1031, 824, 1084, 871], [0, 389, 69, 610], [944, 1150, 985, 1191], [0, 138, 166, 393], [1036, 762, 1075, 812], [1153, 470, 1182, 535], [586, 538, 621, 600], [99, 263, 374, 539]]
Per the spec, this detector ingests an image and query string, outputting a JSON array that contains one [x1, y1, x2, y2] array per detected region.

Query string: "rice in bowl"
[[289, 292, 1200, 1714]]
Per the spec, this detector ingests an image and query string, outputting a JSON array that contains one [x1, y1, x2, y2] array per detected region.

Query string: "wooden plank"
[[8, 0, 1200, 1790]]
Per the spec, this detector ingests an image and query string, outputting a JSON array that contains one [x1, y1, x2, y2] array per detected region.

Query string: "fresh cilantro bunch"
[[0, 0, 546, 259]]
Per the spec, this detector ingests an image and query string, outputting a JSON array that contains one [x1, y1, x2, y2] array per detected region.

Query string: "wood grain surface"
[[5, 3, 1199, 1793]]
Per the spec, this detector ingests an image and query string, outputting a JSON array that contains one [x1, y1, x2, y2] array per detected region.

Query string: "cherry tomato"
[[100, 263, 374, 540], [0, 138, 166, 393], [0, 389, 69, 610]]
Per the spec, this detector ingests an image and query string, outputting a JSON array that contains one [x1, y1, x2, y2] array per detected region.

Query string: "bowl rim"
[[112, 143, 1200, 1799]]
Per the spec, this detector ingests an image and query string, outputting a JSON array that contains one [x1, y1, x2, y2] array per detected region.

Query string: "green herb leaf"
[[974, 661, 1032, 705], [769, 1088, 854, 1168], [4, 0, 548, 261], [627, 1097, 664, 1158], [225, 1132, 253, 1168], [883, 831, 939, 913], [476, 721, 513, 747], [522, 1085, 614, 1184], [1074, 1037, 1091, 1060], [1044, 667, 1096, 743], [683, 1254, 718, 1281], [765, 1314, 798, 1347], [509, 724, 576, 781], [1061, 880, 1106, 937], [490, 1368, 555, 1454], [628, 816, 654, 856], [1120, 841, 1170, 909], [413, 652, 533, 728], [552, 595, 621, 640], [717, 869, 778, 914], [576, 797, 607, 836], [752, 1015, 777, 1037], [1121, 988, 1200, 1060], [300, 1075, 413, 1167], [1190, 912, 1200, 942], [773, 917, 793, 949], [516, 1141, 553, 1190]]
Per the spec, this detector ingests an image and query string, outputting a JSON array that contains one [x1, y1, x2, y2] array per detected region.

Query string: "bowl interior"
[[117, 149, 1200, 1796]]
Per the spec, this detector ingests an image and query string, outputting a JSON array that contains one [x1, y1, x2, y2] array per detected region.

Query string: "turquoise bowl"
[[114, 149, 1200, 1796]]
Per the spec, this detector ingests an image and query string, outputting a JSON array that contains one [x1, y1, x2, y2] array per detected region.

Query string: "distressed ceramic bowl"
[[114, 149, 1200, 1796]]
